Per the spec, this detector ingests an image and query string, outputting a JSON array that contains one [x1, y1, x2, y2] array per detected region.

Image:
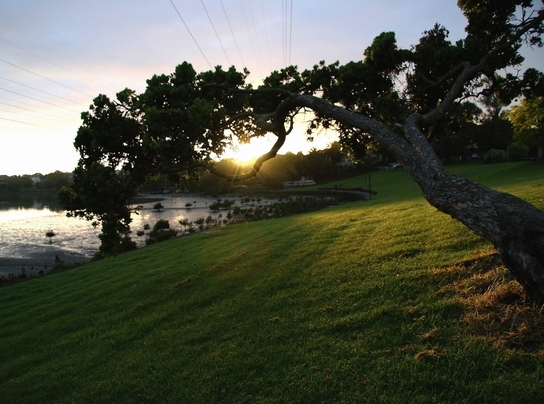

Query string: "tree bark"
[[408, 162, 544, 305], [287, 93, 544, 305], [221, 10, 544, 303]]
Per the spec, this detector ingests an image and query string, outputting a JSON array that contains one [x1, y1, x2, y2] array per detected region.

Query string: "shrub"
[[146, 220, 177, 245], [507, 142, 529, 161], [45, 230, 56, 244], [483, 149, 507, 164], [147, 230, 177, 244], [152, 219, 170, 232], [178, 218, 191, 231]]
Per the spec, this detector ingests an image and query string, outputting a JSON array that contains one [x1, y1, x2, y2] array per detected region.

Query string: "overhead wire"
[[0, 99, 74, 122], [258, 0, 272, 67], [0, 57, 93, 98], [169, 0, 213, 70], [240, 0, 263, 67], [0, 116, 41, 127], [0, 76, 84, 106], [282, 0, 294, 66], [200, 0, 231, 66], [219, 0, 246, 67], [0, 37, 98, 85], [247, 0, 265, 66], [0, 37, 106, 133], [282, 0, 287, 66], [2, 1, 293, 132], [0, 86, 80, 115], [289, 0, 293, 66]]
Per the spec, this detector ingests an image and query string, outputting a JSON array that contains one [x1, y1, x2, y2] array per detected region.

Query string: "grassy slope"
[[1, 162, 543, 403]]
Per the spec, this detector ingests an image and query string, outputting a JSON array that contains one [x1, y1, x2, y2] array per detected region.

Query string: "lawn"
[[1, 161, 543, 403]]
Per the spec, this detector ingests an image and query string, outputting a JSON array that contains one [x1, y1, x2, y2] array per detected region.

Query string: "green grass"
[[1, 161, 543, 403]]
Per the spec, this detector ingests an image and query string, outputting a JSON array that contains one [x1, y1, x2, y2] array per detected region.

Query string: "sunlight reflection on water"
[[0, 194, 273, 277]]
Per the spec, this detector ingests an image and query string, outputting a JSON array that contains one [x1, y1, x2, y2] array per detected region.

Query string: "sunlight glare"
[[228, 140, 266, 164]]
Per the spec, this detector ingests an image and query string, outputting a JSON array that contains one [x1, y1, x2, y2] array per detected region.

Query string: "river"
[[0, 193, 254, 277]]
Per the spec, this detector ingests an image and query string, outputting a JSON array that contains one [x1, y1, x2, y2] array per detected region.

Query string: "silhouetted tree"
[[60, 2, 544, 303]]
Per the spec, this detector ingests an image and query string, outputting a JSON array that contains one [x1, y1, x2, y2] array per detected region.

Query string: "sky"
[[0, 0, 542, 176]]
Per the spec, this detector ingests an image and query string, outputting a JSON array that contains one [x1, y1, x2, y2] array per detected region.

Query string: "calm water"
[[0, 194, 248, 277]]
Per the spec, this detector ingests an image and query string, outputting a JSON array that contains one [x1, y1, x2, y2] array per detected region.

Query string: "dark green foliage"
[[37, 171, 71, 191], [484, 148, 508, 163], [407, 24, 465, 112], [226, 195, 339, 223], [60, 1, 544, 259], [0, 175, 33, 193], [459, 0, 536, 47], [473, 116, 514, 152], [209, 198, 235, 211], [60, 64, 249, 255], [152, 219, 170, 232], [507, 96, 544, 152], [507, 141, 530, 161], [58, 163, 137, 258], [145, 220, 177, 245]]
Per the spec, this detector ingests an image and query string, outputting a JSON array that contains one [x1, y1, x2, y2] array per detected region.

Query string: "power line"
[[219, 0, 246, 67], [0, 86, 80, 115], [169, 0, 213, 70], [283, 0, 287, 66], [288, 0, 293, 66], [0, 57, 93, 98], [0, 93, 77, 119], [0, 99, 74, 122], [247, 0, 264, 66], [259, 0, 272, 67], [240, 0, 263, 67], [282, 0, 294, 66], [0, 116, 41, 127], [200, 0, 231, 66], [0, 76, 82, 106], [0, 37, 98, 85]]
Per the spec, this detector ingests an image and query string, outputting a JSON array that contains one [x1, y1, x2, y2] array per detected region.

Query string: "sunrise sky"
[[0, 0, 541, 175]]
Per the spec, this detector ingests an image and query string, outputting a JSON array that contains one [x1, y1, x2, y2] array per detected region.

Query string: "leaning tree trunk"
[[274, 94, 544, 304], [407, 162, 544, 305]]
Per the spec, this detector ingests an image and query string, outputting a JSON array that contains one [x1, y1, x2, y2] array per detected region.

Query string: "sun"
[[227, 140, 266, 164]]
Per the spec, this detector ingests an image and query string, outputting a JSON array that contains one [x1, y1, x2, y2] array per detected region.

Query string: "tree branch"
[[419, 9, 544, 127], [194, 125, 287, 181]]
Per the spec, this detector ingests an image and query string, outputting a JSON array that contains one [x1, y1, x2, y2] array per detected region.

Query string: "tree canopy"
[[60, 1, 544, 303], [507, 96, 544, 156]]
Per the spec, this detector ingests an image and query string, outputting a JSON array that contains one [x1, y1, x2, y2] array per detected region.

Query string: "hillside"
[[1, 161, 543, 403]]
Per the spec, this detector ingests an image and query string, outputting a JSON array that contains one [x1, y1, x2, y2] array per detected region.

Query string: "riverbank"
[[0, 189, 366, 284], [2, 162, 543, 403]]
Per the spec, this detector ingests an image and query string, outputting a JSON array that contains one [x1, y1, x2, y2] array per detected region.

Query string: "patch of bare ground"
[[435, 253, 544, 356]]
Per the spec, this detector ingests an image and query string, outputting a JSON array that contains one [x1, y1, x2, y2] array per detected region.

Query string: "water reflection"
[[0, 201, 100, 277], [0, 193, 64, 212], [0, 193, 276, 277]]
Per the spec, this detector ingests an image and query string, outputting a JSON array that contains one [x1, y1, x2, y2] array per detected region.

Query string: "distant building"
[[283, 177, 316, 187], [337, 155, 356, 167], [29, 175, 42, 185]]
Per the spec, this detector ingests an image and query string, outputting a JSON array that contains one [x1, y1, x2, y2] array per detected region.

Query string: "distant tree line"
[[197, 142, 362, 194], [0, 175, 34, 193], [0, 171, 71, 193]]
